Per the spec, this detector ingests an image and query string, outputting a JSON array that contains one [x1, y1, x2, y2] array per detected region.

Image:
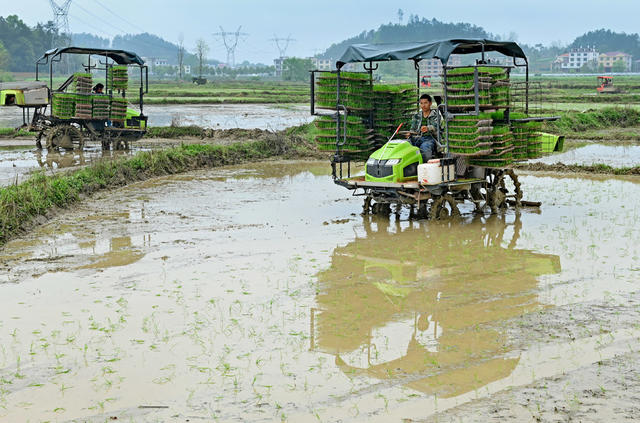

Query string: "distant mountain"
[[319, 16, 492, 59], [112, 33, 182, 62], [570, 29, 640, 57], [71, 32, 110, 49]]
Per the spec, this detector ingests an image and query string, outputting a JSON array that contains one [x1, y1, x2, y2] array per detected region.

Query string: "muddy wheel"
[[113, 139, 129, 151], [429, 194, 460, 220], [101, 137, 111, 150], [415, 201, 429, 219], [35, 131, 45, 150], [46, 125, 84, 150], [371, 202, 391, 216], [498, 169, 523, 207], [469, 185, 486, 213], [487, 188, 507, 214], [362, 197, 372, 215]]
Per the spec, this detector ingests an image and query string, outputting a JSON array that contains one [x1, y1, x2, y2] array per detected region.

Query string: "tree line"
[[0, 15, 58, 72]]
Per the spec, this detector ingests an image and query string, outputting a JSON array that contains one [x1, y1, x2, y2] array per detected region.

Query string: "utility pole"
[[49, 0, 72, 48], [213, 26, 248, 68], [270, 34, 296, 58], [177, 33, 185, 80]]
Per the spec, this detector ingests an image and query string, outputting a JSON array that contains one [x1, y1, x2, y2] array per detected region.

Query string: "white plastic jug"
[[418, 159, 443, 185]]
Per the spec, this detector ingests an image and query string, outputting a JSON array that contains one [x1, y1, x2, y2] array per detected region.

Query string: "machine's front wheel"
[[429, 194, 460, 220], [113, 139, 129, 151], [46, 125, 84, 150]]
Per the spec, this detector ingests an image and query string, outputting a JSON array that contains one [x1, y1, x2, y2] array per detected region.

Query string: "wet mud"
[[145, 104, 313, 130], [0, 145, 136, 186], [532, 142, 640, 168], [0, 104, 312, 131], [1, 161, 639, 422]]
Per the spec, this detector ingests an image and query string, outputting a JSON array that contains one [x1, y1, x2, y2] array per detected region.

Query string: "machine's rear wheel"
[[429, 194, 460, 220], [469, 185, 487, 213], [371, 202, 391, 216], [487, 188, 507, 214], [113, 139, 129, 151], [46, 125, 84, 150], [498, 169, 522, 207]]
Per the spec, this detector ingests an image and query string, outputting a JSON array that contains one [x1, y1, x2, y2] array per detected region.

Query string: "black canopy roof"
[[39, 47, 145, 66], [336, 39, 526, 69]]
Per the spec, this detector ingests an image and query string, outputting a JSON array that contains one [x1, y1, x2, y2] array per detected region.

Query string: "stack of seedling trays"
[[446, 67, 493, 110], [490, 74, 510, 108], [510, 115, 543, 160], [92, 94, 110, 119], [372, 84, 416, 139], [72, 72, 93, 94], [73, 94, 93, 119], [314, 115, 374, 160], [446, 114, 494, 156], [110, 97, 127, 122], [109, 65, 129, 91], [315, 72, 372, 117], [469, 125, 514, 167], [51, 93, 75, 119], [446, 67, 510, 110]]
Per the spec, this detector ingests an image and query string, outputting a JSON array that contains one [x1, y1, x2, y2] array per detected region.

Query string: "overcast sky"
[[3, 0, 640, 64]]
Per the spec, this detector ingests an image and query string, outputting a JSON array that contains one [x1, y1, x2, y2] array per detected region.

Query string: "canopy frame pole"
[[443, 61, 450, 155], [525, 58, 529, 114], [309, 70, 316, 116], [414, 60, 421, 108], [474, 67, 480, 115], [335, 68, 343, 178], [363, 61, 378, 130]]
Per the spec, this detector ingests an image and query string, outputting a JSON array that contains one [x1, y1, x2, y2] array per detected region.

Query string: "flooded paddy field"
[[0, 144, 136, 186], [532, 141, 640, 167], [1, 161, 639, 422], [0, 104, 312, 132]]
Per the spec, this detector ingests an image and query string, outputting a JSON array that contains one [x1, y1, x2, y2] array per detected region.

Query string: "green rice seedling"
[[491, 125, 510, 135], [108, 65, 128, 91], [71, 72, 93, 94]]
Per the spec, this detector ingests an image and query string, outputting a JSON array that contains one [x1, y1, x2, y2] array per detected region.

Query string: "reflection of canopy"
[[337, 39, 527, 69], [312, 214, 561, 398], [38, 47, 145, 66]]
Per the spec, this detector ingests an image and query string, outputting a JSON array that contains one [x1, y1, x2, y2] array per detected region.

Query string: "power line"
[[68, 12, 114, 39], [73, 2, 130, 35], [212, 26, 248, 67], [270, 34, 296, 58], [49, 0, 72, 47], [90, 0, 147, 34]]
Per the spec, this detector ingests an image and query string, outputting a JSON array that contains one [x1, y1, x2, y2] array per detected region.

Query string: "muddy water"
[[1, 162, 639, 422], [0, 145, 136, 186], [533, 142, 640, 167], [0, 104, 312, 131], [145, 104, 312, 130]]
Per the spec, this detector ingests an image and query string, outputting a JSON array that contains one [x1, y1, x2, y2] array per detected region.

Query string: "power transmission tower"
[[213, 26, 248, 68], [49, 0, 73, 47], [270, 34, 296, 58]]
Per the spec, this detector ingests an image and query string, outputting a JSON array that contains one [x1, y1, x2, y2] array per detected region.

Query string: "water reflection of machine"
[[311, 214, 561, 398], [35, 149, 86, 170]]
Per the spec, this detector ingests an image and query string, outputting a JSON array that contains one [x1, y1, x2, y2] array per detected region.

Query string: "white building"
[[274, 56, 286, 77], [174, 64, 191, 75], [419, 55, 462, 77], [311, 57, 333, 71], [154, 58, 169, 67], [557, 47, 599, 71]]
